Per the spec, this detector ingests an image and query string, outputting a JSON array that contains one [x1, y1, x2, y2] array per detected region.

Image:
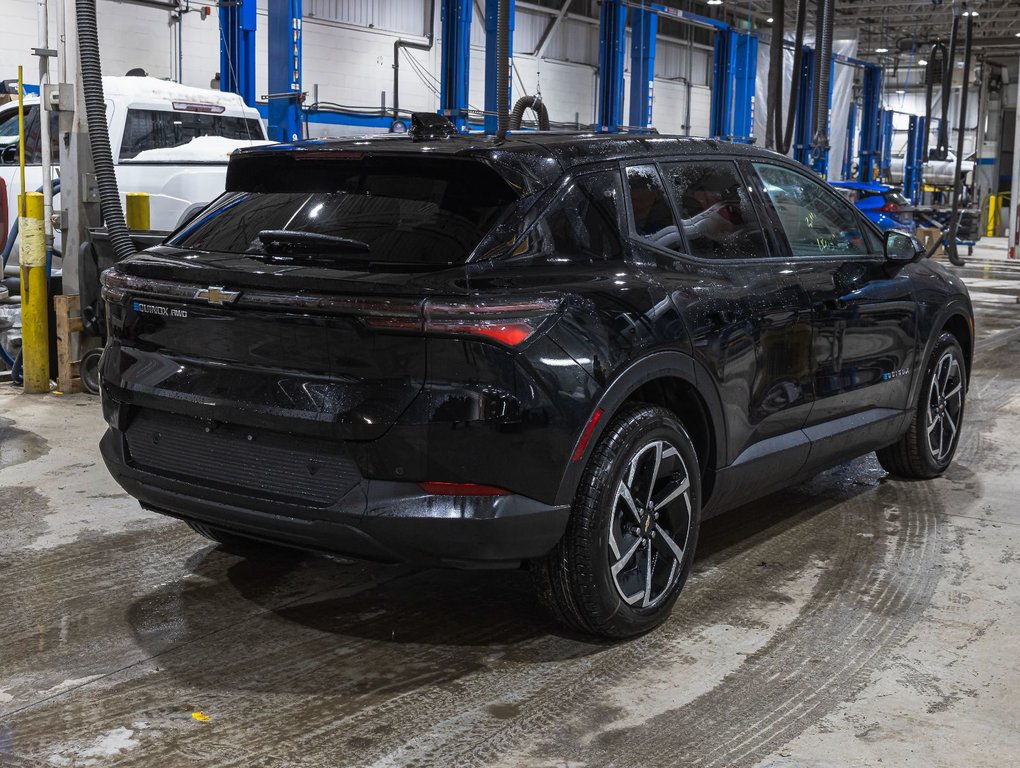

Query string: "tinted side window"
[[753, 163, 873, 258], [626, 164, 681, 250], [525, 171, 624, 262], [662, 160, 768, 259], [120, 109, 263, 160]]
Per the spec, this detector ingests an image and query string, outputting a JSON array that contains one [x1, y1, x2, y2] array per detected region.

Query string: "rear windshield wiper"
[[256, 229, 371, 254]]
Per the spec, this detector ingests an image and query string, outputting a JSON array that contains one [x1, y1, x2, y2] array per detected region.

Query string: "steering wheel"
[[0, 144, 17, 164]]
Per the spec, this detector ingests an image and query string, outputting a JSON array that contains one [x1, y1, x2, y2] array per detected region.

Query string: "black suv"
[[99, 128, 972, 638]]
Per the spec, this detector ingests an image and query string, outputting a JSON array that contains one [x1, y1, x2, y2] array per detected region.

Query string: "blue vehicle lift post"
[[628, 6, 657, 131], [793, 46, 815, 167], [857, 63, 882, 182], [843, 101, 857, 180], [219, 0, 257, 105], [267, 0, 302, 142], [879, 109, 894, 180], [483, 0, 514, 134], [441, 0, 474, 132], [904, 114, 927, 204], [596, 0, 628, 131], [711, 28, 757, 142]]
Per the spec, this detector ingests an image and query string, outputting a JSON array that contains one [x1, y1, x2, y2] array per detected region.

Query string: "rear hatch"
[[102, 152, 527, 442]]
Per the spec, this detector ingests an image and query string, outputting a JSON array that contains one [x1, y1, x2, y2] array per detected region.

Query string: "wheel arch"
[[913, 299, 974, 399], [554, 351, 726, 508]]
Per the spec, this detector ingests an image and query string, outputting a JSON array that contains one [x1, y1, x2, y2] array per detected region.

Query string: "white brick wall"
[[1, 0, 710, 135]]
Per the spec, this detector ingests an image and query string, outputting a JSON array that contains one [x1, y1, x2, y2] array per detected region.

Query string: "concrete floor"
[[1, 241, 1019, 767]]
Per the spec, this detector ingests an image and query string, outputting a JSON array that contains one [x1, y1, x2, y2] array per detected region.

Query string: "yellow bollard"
[[18, 192, 49, 393], [125, 192, 150, 230]]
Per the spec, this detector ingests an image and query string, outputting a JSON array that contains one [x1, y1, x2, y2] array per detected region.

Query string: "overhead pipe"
[[946, 12, 974, 267], [76, 0, 134, 261], [392, 0, 437, 121]]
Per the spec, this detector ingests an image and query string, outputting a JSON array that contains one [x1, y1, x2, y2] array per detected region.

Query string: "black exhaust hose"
[[811, 0, 834, 154], [509, 95, 550, 131], [935, 13, 960, 161], [946, 12, 973, 267], [76, 0, 133, 262], [922, 43, 945, 161], [496, 0, 510, 139], [778, 0, 807, 155], [765, 0, 785, 150]]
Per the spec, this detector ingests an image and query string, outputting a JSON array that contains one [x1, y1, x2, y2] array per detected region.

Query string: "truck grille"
[[125, 409, 362, 507]]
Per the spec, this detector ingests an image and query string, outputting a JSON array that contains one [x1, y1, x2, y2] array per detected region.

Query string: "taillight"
[[365, 296, 561, 347], [419, 481, 510, 496], [881, 200, 901, 213]]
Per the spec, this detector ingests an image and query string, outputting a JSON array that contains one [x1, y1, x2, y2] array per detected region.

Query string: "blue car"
[[830, 181, 916, 234]]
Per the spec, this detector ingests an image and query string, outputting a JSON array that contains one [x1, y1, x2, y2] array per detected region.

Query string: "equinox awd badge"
[[194, 286, 241, 305]]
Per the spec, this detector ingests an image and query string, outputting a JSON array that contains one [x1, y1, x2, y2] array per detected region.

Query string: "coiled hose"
[[811, 0, 835, 155], [495, 0, 510, 140], [76, 0, 134, 262], [508, 96, 550, 131]]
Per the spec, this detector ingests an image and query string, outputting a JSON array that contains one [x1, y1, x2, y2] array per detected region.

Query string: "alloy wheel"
[[608, 439, 693, 608], [926, 351, 964, 463]]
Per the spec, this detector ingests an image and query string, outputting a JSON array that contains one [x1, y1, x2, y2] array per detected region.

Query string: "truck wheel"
[[533, 404, 701, 638], [877, 332, 966, 479]]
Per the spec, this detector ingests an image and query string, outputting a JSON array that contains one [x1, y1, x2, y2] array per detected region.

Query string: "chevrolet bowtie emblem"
[[194, 286, 240, 305]]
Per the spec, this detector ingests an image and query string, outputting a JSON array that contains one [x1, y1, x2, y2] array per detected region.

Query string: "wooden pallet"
[[53, 294, 84, 394]]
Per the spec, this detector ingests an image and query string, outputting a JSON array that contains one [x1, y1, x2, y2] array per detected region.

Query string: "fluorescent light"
[[876, 47, 889, 53], [766, 17, 774, 23], [707, 0, 723, 5], [918, 58, 928, 66], [896, 89, 906, 95]]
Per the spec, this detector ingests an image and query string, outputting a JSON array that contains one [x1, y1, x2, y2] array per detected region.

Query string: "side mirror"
[[884, 230, 925, 263]]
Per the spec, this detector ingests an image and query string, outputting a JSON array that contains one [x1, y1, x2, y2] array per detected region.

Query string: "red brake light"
[[420, 482, 510, 496], [365, 297, 560, 347], [880, 201, 900, 213]]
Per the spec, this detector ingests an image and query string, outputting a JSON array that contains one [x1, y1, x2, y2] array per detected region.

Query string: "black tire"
[[186, 520, 277, 557], [532, 404, 702, 638], [79, 347, 103, 395], [877, 332, 966, 479]]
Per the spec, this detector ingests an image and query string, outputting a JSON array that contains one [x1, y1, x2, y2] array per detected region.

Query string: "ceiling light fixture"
[[767, 17, 774, 23], [707, 0, 723, 5], [918, 58, 928, 66], [896, 89, 906, 95], [876, 47, 889, 53]]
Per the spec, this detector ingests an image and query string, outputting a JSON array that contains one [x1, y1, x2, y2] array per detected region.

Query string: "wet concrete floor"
[[1, 247, 1019, 767]]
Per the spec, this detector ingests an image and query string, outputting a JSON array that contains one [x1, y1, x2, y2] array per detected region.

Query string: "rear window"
[[168, 157, 519, 266], [884, 191, 910, 207], [119, 108, 263, 160]]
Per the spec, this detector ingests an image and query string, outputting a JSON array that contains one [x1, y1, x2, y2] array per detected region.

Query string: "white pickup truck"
[[0, 75, 270, 260], [886, 149, 974, 187]]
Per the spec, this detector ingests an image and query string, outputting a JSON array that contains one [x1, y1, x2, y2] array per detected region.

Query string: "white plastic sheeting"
[[753, 33, 857, 180]]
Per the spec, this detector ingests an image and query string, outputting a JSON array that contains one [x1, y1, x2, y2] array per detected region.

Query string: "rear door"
[[748, 161, 917, 455]]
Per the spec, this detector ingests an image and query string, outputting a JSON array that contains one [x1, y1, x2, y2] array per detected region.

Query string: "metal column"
[[711, 29, 757, 143], [441, 0, 474, 131], [484, 0, 514, 134], [596, 0, 627, 132], [219, 0, 257, 105], [903, 114, 927, 204], [628, 7, 657, 131], [879, 109, 894, 181], [793, 47, 815, 167], [857, 64, 882, 182], [268, 0, 302, 142], [843, 101, 857, 180]]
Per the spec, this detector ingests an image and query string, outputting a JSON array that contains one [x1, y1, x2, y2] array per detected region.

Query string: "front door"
[[748, 161, 917, 455]]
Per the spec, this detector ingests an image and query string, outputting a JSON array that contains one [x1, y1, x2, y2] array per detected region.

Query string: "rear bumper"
[[100, 427, 570, 568]]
